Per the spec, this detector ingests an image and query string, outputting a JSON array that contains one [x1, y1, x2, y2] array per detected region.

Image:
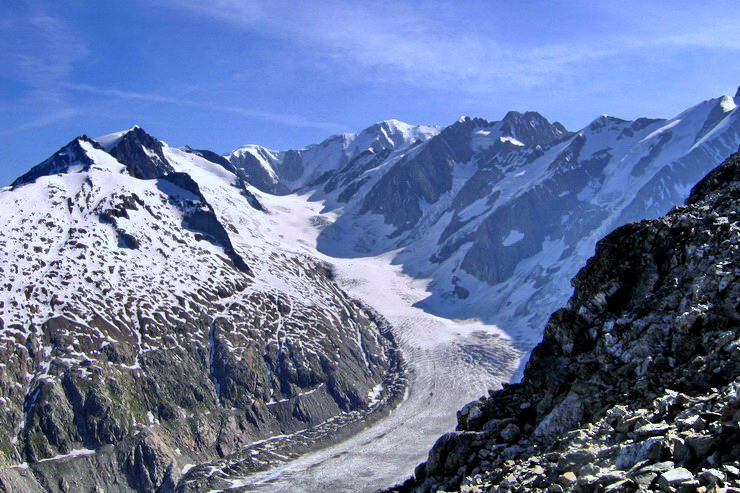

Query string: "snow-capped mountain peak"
[[355, 119, 441, 149], [296, 88, 740, 346], [11, 135, 124, 187], [500, 110, 570, 145], [101, 125, 175, 179], [720, 94, 737, 112], [94, 124, 148, 151]]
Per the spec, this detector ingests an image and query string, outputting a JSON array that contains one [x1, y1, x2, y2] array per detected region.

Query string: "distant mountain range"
[[226, 86, 740, 346]]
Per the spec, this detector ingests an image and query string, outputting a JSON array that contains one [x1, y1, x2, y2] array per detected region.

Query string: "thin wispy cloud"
[[0, 109, 80, 136], [656, 23, 740, 50], [64, 83, 349, 134], [158, 0, 576, 91], [1, 6, 86, 100], [0, 2, 348, 136], [161, 0, 740, 95], [0, 2, 88, 133]]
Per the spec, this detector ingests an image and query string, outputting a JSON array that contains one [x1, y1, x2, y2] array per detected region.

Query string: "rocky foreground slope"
[[393, 152, 740, 492]]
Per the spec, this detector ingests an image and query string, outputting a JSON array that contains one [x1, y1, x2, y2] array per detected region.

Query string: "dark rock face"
[[11, 136, 102, 187], [361, 135, 459, 233], [500, 111, 571, 146], [107, 126, 175, 180], [98, 190, 146, 250], [394, 152, 740, 492], [226, 146, 290, 195], [279, 149, 307, 183], [181, 146, 267, 212], [157, 173, 251, 273], [687, 152, 740, 204], [360, 114, 571, 234], [359, 117, 485, 232]]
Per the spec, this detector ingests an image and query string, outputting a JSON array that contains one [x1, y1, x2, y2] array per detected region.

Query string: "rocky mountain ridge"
[[226, 119, 441, 194], [392, 151, 740, 492]]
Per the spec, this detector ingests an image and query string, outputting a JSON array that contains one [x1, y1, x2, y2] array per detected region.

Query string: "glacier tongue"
[[198, 190, 521, 492]]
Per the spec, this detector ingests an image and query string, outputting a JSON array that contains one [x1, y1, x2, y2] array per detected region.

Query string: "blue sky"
[[1, 0, 738, 185]]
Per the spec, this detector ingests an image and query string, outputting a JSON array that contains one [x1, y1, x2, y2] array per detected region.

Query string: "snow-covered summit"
[[11, 135, 125, 187], [13, 125, 176, 186], [95, 125, 143, 151], [225, 119, 441, 194], [500, 110, 570, 145]]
